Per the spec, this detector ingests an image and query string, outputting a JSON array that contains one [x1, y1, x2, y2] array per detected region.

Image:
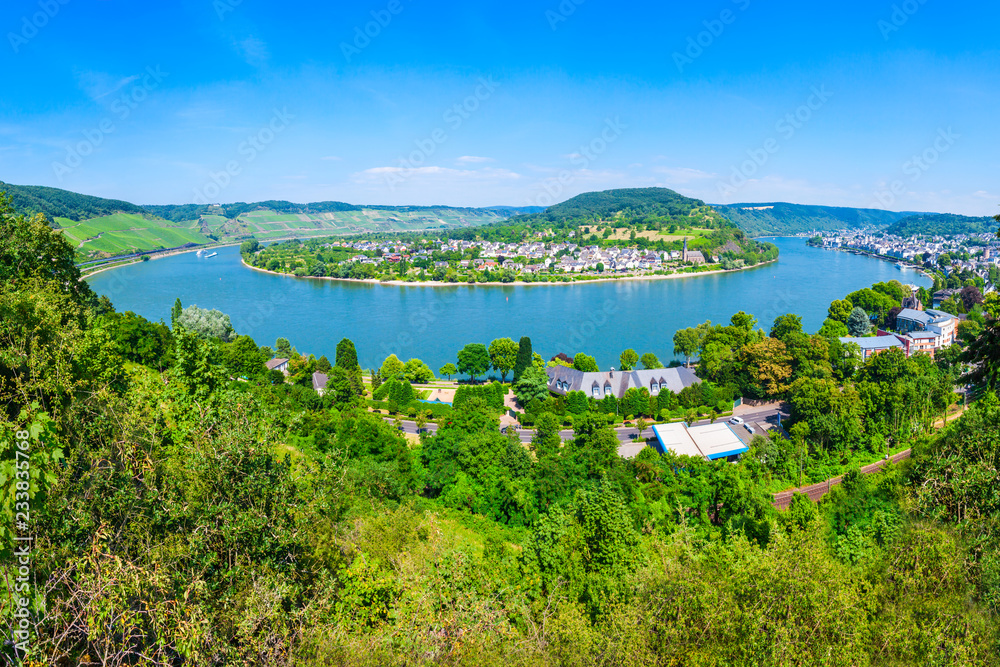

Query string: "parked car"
[[744, 424, 755, 434], [729, 416, 744, 425]]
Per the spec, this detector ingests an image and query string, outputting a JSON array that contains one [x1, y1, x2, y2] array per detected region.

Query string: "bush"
[[453, 382, 506, 411]]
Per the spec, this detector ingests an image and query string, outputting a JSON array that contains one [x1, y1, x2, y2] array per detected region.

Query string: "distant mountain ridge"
[[0, 180, 148, 222], [713, 202, 926, 236], [0, 180, 537, 224], [885, 213, 998, 237]]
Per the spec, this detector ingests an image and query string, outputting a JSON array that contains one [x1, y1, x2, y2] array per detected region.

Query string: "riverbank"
[[834, 246, 935, 280], [238, 256, 779, 287]]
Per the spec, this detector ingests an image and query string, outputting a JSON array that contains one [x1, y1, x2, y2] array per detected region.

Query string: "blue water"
[[88, 238, 931, 371]]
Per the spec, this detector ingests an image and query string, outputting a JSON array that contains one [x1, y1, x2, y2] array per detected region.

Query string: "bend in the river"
[[87, 237, 931, 370]]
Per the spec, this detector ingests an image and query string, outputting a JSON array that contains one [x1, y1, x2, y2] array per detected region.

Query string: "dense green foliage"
[[539, 187, 714, 221], [885, 212, 998, 237], [1, 194, 998, 665], [715, 202, 914, 236], [0, 180, 147, 223]]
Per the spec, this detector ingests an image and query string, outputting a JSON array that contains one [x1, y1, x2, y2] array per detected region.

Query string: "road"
[[385, 404, 789, 451]]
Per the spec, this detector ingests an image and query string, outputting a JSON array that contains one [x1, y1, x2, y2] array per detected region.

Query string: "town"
[[243, 231, 777, 283], [809, 228, 1000, 292]]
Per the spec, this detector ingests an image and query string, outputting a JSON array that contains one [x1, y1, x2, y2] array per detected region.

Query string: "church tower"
[[683, 238, 688, 262]]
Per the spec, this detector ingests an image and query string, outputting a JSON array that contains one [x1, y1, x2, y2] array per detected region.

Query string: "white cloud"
[[234, 36, 270, 68], [456, 155, 494, 164], [75, 71, 141, 102]]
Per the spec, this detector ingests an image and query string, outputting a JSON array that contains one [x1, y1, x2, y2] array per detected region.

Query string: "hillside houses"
[[814, 229, 1000, 290]]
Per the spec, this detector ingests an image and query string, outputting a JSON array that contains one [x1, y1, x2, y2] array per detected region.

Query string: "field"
[[58, 213, 212, 258], [63, 207, 509, 260]]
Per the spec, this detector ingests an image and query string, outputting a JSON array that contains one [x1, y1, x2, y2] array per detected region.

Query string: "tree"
[[514, 365, 551, 406], [960, 285, 984, 312], [221, 335, 267, 379], [573, 353, 599, 373], [672, 330, 698, 367], [380, 354, 405, 379], [335, 338, 360, 370], [847, 307, 872, 337], [634, 417, 648, 442], [275, 337, 293, 358], [171, 298, 183, 329], [619, 349, 639, 371], [488, 337, 519, 382], [770, 314, 803, 340], [439, 362, 458, 380], [818, 318, 849, 339], [513, 336, 534, 383], [640, 352, 662, 370], [828, 299, 853, 323], [531, 412, 562, 459], [457, 343, 491, 382], [176, 305, 236, 342], [566, 390, 589, 415], [403, 358, 434, 383], [738, 338, 793, 399], [0, 193, 94, 306]]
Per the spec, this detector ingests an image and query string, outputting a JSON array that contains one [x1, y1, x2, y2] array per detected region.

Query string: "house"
[[545, 366, 702, 400], [895, 308, 957, 348], [901, 288, 923, 311], [932, 289, 960, 309], [266, 358, 290, 375], [312, 372, 329, 396], [838, 335, 905, 361], [652, 422, 749, 462]]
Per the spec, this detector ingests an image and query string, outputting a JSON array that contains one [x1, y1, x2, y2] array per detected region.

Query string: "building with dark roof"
[[546, 366, 702, 400], [266, 358, 290, 374], [312, 372, 329, 396]]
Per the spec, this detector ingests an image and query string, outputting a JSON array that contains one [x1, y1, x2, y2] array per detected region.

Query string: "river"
[[87, 237, 931, 370]]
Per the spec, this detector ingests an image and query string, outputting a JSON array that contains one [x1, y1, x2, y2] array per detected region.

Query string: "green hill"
[[542, 187, 711, 221], [714, 202, 921, 237], [885, 213, 998, 237], [466, 187, 775, 268], [0, 181, 527, 261], [0, 180, 147, 223]]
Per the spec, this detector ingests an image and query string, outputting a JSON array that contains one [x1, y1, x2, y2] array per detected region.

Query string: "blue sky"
[[1, 0, 998, 215]]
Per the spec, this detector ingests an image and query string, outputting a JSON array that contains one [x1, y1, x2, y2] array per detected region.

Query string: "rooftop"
[[652, 421, 749, 461]]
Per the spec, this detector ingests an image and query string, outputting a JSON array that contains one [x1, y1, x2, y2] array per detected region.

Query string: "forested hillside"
[[0, 180, 147, 223], [715, 202, 918, 236], [2, 191, 999, 664], [539, 187, 711, 221], [885, 213, 998, 237]]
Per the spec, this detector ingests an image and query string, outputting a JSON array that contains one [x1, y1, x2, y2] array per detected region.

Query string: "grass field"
[[63, 207, 509, 260], [58, 213, 213, 258]]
